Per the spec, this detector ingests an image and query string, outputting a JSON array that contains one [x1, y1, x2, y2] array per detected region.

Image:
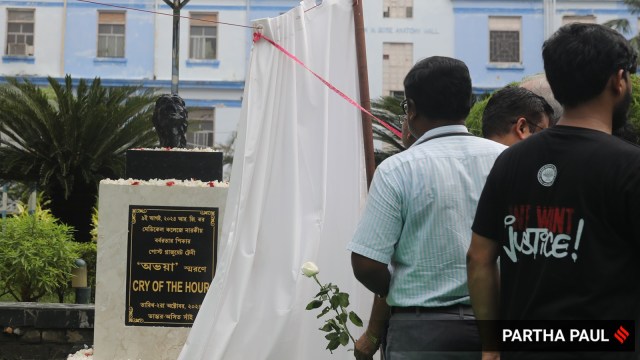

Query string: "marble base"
[[94, 183, 228, 360]]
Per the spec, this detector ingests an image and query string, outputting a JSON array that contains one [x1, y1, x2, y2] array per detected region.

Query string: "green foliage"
[[372, 95, 404, 115], [466, 95, 492, 137], [464, 82, 517, 138], [624, 0, 640, 13], [90, 206, 99, 243], [371, 96, 405, 165], [0, 208, 79, 302], [80, 206, 99, 302], [0, 75, 157, 198], [0, 181, 35, 206], [76, 241, 97, 303], [628, 74, 640, 131], [604, 2, 640, 52], [305, 276, 362, 353], [588, 0, 640, 140], [466, 75, 640, 145], [0, 75, 158, 242]]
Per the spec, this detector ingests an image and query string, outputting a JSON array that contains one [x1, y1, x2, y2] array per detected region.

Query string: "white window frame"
[[382, 42, 413, 97], [189, 12, 218, 60], [383, 0, 413, 19], [5, 8, 35, 56], [193, 131, 214, 147], [186, 108, 216, 148], [97, 11, 126, 58], [488, 16, 522, 64]]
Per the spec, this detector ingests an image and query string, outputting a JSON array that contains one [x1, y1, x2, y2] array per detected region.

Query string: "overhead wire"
[[74, 0, 402, 138]]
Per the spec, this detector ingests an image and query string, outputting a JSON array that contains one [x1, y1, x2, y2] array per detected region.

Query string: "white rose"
[[301, 262, 319, 277]]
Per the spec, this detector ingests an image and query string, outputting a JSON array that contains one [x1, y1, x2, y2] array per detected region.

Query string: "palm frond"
[[372, 96, 403, 115], [0, 75, 157, 198], [624, 0, 640, 14], [603, 19, 632, 34], [370, 96, 405, 163]]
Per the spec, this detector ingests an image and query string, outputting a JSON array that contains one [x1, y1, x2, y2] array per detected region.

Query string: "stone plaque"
[[125, 206, 217, 327]]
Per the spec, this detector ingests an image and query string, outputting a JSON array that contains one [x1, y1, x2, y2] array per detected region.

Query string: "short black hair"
[[482, 86, 554, 138], [543, 23, 637, 108], [404, 56, 472, 121]]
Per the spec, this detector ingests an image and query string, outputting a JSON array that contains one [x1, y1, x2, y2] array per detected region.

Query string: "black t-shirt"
[[472, 126, 640, 357]]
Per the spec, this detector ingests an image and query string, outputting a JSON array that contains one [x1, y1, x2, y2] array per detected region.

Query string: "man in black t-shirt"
[[467, 23, 640, 360]]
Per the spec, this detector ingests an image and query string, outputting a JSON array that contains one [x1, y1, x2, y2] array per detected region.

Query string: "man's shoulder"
[[376, 149, 414, 173], [608, 135, 640, 155], [455, 136, 508, 161], [466, 136, 509, 152], [608, 137, 640, 173], [381, 136, 506, 166], [511, 126, 640, 155], [497, 128, 640, 173]]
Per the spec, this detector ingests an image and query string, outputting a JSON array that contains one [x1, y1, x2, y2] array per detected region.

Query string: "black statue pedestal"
[[125, 149, 223, 182]]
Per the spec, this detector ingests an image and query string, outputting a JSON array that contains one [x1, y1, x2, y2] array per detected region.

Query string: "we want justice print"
[[503, 205, 584, 263]]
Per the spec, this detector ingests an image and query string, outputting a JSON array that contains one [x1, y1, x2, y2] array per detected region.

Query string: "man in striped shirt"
[[349, 56, 506, 359]]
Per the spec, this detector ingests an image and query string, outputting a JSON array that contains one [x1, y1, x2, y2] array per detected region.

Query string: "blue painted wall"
[[454, 0, 639, 94], [248, 0, 301, 18], [33, 0, 301, 83], [64, 0, 155, 79], [454, 1, 546, 93]]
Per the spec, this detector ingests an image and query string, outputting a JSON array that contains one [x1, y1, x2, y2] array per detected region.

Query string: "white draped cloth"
[[177, 0, 372, 359]]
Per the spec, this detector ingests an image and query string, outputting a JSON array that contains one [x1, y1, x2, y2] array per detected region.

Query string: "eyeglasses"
[[400, 99, 408, 115], [511, 118, 547, 133]]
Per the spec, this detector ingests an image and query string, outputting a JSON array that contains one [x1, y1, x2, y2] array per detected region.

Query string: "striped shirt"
[[348, 125, 506, 307]]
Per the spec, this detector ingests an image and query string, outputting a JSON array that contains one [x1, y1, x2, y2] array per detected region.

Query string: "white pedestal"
[[94, 183, 228, 360]]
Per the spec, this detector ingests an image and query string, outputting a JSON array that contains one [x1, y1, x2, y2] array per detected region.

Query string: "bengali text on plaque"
[[125, 206, 218, 327]]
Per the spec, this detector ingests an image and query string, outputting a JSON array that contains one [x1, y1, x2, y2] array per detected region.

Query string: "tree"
[[0, 75, 158, 242], [370, 96, 405, 165], [603, 0, 640, 50], [618, 74, 640, 144], [466, 94, 492, 137]]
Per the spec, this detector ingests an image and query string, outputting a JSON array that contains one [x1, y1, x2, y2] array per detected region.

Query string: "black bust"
[[152, 94, 188, 148]]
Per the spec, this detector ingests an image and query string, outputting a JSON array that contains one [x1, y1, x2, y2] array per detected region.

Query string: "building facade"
[[1, 0, 638, 147], [0, 0, 299, 148], [362, 0, 637, 97], [453, 0, 637, 93], [362, 0, 454, 99]]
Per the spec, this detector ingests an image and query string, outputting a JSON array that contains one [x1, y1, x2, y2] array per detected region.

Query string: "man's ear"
[[514, 117, 529, 139], [611, 69, 626, 96], [406, 98, 417, 119], [405, 98, 419, 134]]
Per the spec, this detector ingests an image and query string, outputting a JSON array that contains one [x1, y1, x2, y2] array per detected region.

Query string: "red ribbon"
[[253, 32, 402, 138]]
